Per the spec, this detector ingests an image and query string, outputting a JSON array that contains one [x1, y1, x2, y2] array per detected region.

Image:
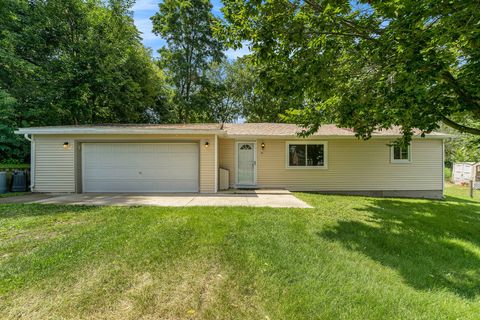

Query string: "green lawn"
[[0, 192, 30, 199], [0, 186, 479, 319], [445, 182, 480, 201]]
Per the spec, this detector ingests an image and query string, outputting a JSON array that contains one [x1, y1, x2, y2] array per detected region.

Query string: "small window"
[[240, 144, 252, 150], [286, 141, 327, 168], [391, 144, 411, 163]]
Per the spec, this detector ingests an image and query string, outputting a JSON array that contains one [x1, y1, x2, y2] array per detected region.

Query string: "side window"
[[391, 144, 411, 163]]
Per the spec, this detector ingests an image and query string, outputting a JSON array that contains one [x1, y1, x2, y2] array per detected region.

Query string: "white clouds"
[[134, 17, 157, 40], [224, 45, 252, 60], [132, 0, 159, 12], [132, 1, 164, 55]]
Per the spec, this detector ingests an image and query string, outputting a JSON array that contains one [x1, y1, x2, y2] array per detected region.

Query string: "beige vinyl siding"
[[218, 138, 235, 186], [259, 139, 442, 190], [34, 136, 76, 192], [34, 134, 216, 193], [199, 135, 216, 193], [219, 138, 443, 191]]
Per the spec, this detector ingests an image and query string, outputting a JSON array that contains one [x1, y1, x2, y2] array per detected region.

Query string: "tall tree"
[[228, 58, 289, 122], [203, 58, 288, 123], [0, 0, 168, 162], [222, 0, 480, 141], [151, 0, 224, 123], [205, 60, 241, 123]]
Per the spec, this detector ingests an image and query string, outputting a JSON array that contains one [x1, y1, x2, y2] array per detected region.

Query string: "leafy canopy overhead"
[[221, 0, 480, 140]]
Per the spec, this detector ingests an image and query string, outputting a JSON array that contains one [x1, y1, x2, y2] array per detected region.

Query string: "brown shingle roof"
[[222, 123, 445, 137], [16, 123, 448, 137]]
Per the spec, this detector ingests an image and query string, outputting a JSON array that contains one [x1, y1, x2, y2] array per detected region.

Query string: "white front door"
[[236, 142, 256, 186]]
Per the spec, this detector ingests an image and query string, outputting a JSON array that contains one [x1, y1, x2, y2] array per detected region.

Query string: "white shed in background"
[[453, 162, 480, 186]]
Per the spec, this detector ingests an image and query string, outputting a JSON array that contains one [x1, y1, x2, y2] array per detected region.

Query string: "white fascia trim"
[[15, 128, 225, 135], [224, 134, 451, 140]]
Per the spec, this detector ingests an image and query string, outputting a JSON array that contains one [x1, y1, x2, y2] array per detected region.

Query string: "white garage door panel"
[[82, 143, 199, 192]]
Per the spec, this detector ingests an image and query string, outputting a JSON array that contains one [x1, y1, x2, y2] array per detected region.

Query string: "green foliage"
[[0, 89, 28, 162], [0, 0, 169, 161], [0, 163, 30, 169], [203, 57, 287, 123], [441, 116, 480, 165], [444, 167, 452, 181], [445, 132, 480, 165], [151, 0, 225, 123], [221, 0, 480, 141], [228, 57, 290, 122], [204, 60, 242, 123]]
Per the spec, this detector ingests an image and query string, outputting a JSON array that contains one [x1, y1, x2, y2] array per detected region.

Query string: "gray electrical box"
[[218, 168, 229, 191]]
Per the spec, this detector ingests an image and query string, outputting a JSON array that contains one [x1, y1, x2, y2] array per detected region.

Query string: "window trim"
[[285, 141, 328, 169], [390, 144, 412, 164]]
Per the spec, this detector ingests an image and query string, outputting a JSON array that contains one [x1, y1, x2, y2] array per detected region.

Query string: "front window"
[[287, 142, 327, 168], [391, 144, 411, 163]]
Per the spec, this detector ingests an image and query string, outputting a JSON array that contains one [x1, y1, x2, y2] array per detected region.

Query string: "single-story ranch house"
[[16, 123, 448, 199]]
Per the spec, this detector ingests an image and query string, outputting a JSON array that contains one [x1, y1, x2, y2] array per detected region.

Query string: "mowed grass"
[[0, 186, 479, 319], [445, 182, 480, 201], [0, 192, 30, 199]]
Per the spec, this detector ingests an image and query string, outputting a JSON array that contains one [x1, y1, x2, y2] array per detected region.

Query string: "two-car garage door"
[[82, 143, 199, 192]]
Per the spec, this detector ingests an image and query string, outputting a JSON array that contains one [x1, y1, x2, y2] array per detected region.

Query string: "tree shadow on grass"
[[444, 195, 480, 204], [318, 196, 480, 299]]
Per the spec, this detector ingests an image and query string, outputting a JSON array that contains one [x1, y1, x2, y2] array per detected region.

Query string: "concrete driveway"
[[27, 190, 312, 208]]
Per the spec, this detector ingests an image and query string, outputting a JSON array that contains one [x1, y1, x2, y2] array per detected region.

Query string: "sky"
[[132, 0, 251, 59]]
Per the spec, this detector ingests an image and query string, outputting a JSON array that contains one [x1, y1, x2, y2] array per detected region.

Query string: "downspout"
[[24, 134, 35, 191], [442, 139, 445, 198], [214, 134, 218, 193]]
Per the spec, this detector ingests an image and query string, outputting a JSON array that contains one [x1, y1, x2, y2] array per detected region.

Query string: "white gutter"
[[15, 128, 224, 135], [223, 134, 452, 140], [214, 134, 218, 193], [23, 134, 35, 191]]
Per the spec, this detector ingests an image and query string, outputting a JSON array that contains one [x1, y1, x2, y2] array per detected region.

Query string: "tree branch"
[[312, 30, 377, 41], [338, 17, 383, 37], [441, 71, 480, 113], [303, 0, 383, 40], [441, 115, 480, 135]]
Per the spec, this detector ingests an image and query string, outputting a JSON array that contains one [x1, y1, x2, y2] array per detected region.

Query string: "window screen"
[[393, 145, 409, 160], [288, 143, 325, 167]]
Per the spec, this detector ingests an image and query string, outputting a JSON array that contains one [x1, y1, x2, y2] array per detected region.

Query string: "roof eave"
[[15, 128, 225, 135], [224, 134, 451, 139], [14, 127, 452, 139]]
